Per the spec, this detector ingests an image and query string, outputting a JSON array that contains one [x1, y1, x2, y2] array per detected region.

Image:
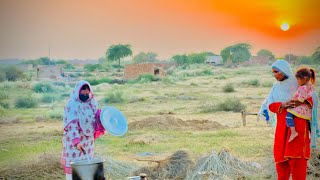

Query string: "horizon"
[[1, 0, 320, 60]]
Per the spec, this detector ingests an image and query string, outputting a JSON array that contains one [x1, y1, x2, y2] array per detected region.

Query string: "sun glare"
[[281, 23, 290, 31]]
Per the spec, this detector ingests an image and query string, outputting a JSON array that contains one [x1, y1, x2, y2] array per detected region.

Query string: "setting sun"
[[281, 23, 290, 31]]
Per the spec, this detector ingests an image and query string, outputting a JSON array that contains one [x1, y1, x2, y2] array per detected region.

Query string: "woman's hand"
[[289, 99, 311, 108], [280, 101, 292, 108], [76, 143, 85, 153]]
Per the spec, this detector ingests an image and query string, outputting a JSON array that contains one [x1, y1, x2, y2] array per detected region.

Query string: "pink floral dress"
[[287, 84, 314, 120], [61, 80, 105, 174]]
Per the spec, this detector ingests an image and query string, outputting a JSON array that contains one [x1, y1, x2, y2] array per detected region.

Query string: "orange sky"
[[0, 0, 320, 60]]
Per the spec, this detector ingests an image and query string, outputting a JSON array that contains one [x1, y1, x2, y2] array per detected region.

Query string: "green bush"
[[223, 83, 235, 92], [104, 90, 125, 103], [86, 77, 113, 86], [0, 101, 9, 109], [41, 94, 57, 103], [243, 79, 260, 86], [84, 64, 97, 71], [201, 98, 245, 113], [134, 74, 159, 83], [63, 63, 76, 70], [33, 82, 54, 93], [217, 98, 246, 112], [15, 97, 38, 108], [198, 69, 213, 76], [0, 65, 24, 81]]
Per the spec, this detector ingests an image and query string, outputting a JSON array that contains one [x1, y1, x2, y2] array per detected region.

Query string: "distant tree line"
[[171, 52, 216, 65], [23, 57, 76, 70]]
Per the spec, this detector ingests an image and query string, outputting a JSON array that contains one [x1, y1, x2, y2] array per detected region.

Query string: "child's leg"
[[286, 113, 298, 142]]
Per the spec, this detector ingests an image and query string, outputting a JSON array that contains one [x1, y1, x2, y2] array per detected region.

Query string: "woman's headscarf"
[[267, 60, 298, 106], [259, 60, 298, 122], [63, 80, 98, 136]]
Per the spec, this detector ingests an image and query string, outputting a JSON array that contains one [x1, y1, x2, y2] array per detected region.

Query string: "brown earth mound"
[[129, 115, 226, 131]]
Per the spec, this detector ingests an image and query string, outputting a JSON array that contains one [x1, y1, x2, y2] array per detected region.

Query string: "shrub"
[[214, 75, 227, 79], [243, 79, 260, 86], [223, 83, 235, 92], [15, 97, 38, 108], [84, 64, 98, 71], [0, 101, 9, 109], [86, 77, 113, 86], [111, 79, 127, 84], [63, 63, 76, 70], [0, 65, 25, 81], [201, 98, 245, 113], [217, 98, 246, 112], [104, 90, 125, 103], [203, 69, 214, 76], [129, 74, 160, 83], [33, 82, 54, 93], [196, 69, 213, 76]]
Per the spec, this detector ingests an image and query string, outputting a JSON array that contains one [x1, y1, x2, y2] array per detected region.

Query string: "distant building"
[[242, 55, 271, 66], [205, 56, 223, 65], [36, 65, 63, 80], [124, 63, 166, 79]]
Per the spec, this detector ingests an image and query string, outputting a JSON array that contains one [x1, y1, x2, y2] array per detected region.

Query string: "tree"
[[297, 56, 313, 65], [220, 47, 232, 64], [284, 54, 298, 64], [106, 44, 133, 67], [171, 54, 188, 65], [257, 49, 275, 60], [132, 52, 158, 64], [187, 52, 208, 64], [311, 46, 320, 64], [220, 43, 252, 64]]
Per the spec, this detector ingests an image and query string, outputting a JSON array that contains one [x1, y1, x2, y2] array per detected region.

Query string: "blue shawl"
[[311, 91, 319, 149]]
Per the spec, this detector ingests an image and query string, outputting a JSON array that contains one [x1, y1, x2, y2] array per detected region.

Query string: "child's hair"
[[295, 66, 316, 85], [81, 84, 91, 91]]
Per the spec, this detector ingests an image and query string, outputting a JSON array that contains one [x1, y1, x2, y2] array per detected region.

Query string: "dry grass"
[[0, 153, 64, 180]]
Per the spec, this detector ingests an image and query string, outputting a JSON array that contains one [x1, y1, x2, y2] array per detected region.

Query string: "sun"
[[281, 23, 290, 31]]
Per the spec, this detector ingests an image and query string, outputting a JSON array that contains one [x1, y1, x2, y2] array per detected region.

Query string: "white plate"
[[100, 106, 128, 136]]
